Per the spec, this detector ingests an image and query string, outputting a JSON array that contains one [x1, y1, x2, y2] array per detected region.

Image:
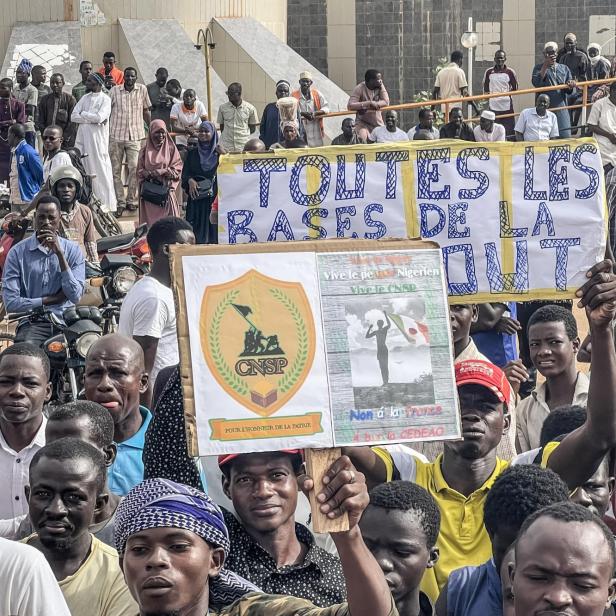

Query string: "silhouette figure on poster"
[[366, 311, 391, 385]]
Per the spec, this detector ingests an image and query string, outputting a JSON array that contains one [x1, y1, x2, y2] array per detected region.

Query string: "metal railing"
[[323, 76, 616, 128]]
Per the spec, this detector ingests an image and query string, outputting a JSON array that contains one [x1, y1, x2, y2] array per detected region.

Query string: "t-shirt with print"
[[118, 276, 179, 385]]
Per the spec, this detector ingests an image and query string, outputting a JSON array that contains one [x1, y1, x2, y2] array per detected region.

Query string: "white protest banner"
[[217, 138, 606, 302], [170, 239, 459, 456]]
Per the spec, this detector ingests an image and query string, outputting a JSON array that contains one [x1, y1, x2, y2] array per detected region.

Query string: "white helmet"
[[49, 164, 82, 196]]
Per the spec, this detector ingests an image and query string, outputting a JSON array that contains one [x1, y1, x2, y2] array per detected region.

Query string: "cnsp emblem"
[[201, 269, 316, 416]]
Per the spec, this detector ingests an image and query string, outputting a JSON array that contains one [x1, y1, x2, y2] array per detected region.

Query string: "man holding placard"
[[348, 259, 616, 601]]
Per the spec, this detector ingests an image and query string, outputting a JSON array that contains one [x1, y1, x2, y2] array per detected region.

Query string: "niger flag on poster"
[[388, 313, 429, 346]]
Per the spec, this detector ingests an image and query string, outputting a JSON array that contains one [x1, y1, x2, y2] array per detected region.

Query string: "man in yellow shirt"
[[24, 437, 137, 615], [347, 259, 616, 600]]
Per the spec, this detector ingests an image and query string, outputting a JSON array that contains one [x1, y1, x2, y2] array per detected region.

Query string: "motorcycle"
[[96, 222, 151, 267], [9, 306, 103, 403], [90, 224, 150, 333]]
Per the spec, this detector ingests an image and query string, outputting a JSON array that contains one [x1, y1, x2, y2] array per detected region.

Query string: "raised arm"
[[547, 259, 616, 488], [343, 446, 388, 490], [299, 456, 393, 616]]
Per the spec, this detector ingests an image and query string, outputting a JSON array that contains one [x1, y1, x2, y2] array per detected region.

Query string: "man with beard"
[[23, 437, 137, 615]]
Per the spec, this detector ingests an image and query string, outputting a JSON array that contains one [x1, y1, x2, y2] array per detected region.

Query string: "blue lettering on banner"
[[243, 158, 287, 208], [289, 155, 331, 206], [302, 208, 329, 239], [416, 148, 451, 200], [227, 210, 257, 244], [376, 150, 410, 199], [532, 202, 556, 237], [457, 148, 490, 199], [364, 203, 387, 239], [540, 238, 581, 290], [448, 202, 470, 238], [548, 145, 570, 201], [335, 154, 366, 200], [267, 209, 295, 241], [485, 241, 529, 293], [336, 206, 359, 238], [524, 147, 548, 200], [442, 244, 478, 295], [499, 201, 528, 238], [419, 203, 446, 238], [572, 144, 599, 199]]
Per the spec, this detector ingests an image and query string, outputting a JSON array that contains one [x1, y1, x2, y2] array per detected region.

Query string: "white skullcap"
[[481, 110, 496, 120], [544, 41, 558, 51]]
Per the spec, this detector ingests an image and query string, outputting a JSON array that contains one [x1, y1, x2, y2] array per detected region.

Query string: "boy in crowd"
[[360, 481, 440, 616], [435, 464, 570, 616], [515, 305, 588, 451]]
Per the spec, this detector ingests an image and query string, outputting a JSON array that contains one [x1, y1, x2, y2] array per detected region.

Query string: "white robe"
[[71, 92, 117, 212]]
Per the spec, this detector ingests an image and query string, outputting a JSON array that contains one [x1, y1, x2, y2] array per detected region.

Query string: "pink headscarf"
[[144, 119, 181, 173]]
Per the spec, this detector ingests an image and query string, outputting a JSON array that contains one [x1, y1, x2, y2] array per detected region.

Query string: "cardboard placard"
[[170, 238, 459, 458]]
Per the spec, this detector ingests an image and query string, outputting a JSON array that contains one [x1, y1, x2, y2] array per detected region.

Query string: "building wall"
[[0, 0, 287, 70], [286, 0, 615, 125], [327, 0, 356, 94], [287, 0, 328, 74]]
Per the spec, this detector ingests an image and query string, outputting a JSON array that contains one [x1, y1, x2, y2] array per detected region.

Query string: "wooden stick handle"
[[305, 447, 350, 533]]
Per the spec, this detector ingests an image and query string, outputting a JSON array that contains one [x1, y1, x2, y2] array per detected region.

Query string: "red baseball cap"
[[455, 359, 513, 408], [218, 450, 302, 468]]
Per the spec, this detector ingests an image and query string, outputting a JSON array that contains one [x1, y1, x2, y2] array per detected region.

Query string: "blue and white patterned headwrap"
[[17, 58, 32, 74], [115, 478, 259, 608]]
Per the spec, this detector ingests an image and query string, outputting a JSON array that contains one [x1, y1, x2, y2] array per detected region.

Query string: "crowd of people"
[[1, 31, 616, 616]]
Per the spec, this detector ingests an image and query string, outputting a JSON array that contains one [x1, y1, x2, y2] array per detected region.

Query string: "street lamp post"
[[195, 27, 216, 120], [461, 17, 478, 120]]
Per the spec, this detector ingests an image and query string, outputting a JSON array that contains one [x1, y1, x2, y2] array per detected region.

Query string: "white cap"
[[481, 110, 496, 121]]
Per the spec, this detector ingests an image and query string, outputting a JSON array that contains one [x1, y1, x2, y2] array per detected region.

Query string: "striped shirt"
[[109, 83, 151, 141]]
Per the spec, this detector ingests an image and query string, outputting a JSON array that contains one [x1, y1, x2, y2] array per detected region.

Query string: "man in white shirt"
[[0, 536, 71, 615], [588, 81, 616, 173], [0, 344, 51, 525], [473, 110, 506, 142], [514, 94, 559, 141], [369, 109, 409, 143], [119, 216, 195, 406]]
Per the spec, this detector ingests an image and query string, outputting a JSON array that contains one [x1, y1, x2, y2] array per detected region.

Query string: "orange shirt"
[[97, 65, 125, 86]]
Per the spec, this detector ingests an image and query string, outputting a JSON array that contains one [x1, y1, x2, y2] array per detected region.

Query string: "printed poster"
[[181, 251, 332, 456], [176, 242, 460, 456], [318, 249, 459, 446]]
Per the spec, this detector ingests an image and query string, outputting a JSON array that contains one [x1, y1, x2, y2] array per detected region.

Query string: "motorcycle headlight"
[[112, 266, 137, 294], [75, 332, 101, 358]]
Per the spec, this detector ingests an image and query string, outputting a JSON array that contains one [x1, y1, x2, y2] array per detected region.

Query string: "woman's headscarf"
[[115, 478, 259, 609], [144, 118, 181, 172], [197, 120, 220, 172]]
